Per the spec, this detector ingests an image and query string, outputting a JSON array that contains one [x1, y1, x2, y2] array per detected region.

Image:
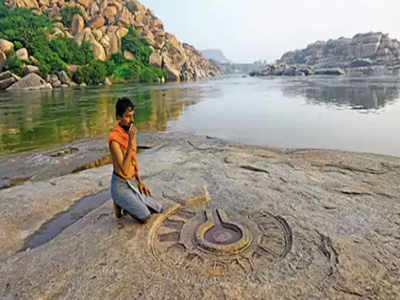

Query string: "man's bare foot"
[[113, 201, 122, 219]]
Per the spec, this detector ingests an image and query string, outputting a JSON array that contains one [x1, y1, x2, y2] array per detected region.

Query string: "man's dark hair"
[[116, 97, 135, 118]]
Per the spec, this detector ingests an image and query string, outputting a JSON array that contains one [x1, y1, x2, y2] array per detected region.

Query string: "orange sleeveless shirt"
[[108, 123, 138, 178]]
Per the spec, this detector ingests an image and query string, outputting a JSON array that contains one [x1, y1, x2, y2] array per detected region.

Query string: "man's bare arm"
[[110, 141, 133, 177]]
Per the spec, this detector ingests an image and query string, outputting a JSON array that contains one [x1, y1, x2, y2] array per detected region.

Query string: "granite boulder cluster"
[[0, 0, 219, 90], [251, 32, 400, 77]]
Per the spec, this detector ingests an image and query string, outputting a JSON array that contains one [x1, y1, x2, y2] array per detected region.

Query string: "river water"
[[1, 75, 399, 157]]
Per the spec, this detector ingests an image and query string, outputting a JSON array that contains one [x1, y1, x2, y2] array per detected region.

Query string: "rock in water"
[[6, 73, 52, 91], [0, 77, 17, 89], [0, 71, 14, 81]]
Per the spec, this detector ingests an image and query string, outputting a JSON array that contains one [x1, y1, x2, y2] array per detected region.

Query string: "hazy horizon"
[[140, 0, 400, 63]]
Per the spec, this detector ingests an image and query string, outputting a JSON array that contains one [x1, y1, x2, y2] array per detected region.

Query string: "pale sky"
[[140, 0, 399, 63]]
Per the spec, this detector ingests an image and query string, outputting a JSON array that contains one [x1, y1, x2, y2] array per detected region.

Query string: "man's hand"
[[128, 124, 137, 141], [139, 183, 151, 196]]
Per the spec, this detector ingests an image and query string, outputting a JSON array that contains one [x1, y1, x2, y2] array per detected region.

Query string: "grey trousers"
[[110, 173, 162, 222]]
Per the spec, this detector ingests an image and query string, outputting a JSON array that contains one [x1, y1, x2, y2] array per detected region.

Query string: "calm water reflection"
[[0, 83, 201, 155], [1, 75, 400, 157], [282, 77, 400, 110]]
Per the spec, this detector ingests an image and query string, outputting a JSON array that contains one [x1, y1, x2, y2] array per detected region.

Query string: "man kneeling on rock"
[[108, 97, 162, 223]]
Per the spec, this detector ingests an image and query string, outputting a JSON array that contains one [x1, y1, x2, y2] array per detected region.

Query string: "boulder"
[[153, 18, 163, 29], [57, 71, 71, 84], [0, 76, 17, 90], [88, 2, 99, 16], [64, 31, 74, 39], [82, 28, 96, 43], [6, 73, 52, 91], [99, 26, 107, 34], [37, 0, 49, 6], [49, 6, 60, 19], [75, 28, 95, 46], [104, 6, 117, 22], [117, 7, 133, 25], [22, 65, 40, 75], [13, 0, 39, 9], [132, 0, 146, 13], [164, 63, 180, 82], [71, 14, 85, 35], [135, 14, 143, 24], [0, 50, 6, 71], [144, 31, 155, 46], [108, 32, 120, 54], [52, 28, 65, 39], [116, 27, 129, 39], [99, 0, 108, 12], [154, 29, 166, 37], [53, 22, 64, 29], [149, 51, 162, 67], [49, 74, 59, 85], [107, 25, 119, 33], [51, 80, 62, 88], [0, 71, 14, 81], [77, 0, 90, 8], [124, 50, 135, 60], [92, 29, 103, 42], [0, 40, 14, 54], [92, 41, 106, 61], [108, 0, 122, 12], [88, 16, 105, 30], [99, 36, 111, 57]]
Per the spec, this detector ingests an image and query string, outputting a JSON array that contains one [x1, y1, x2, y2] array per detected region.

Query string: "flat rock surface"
[[0, 132, 399, 299]]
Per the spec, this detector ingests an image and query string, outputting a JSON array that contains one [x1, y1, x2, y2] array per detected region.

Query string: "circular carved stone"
[[149, 205, 293, 277], [195, 209, 251, 254]]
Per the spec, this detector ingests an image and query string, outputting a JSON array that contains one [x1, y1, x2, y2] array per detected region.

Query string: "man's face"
[[119, 108, 135, 126]]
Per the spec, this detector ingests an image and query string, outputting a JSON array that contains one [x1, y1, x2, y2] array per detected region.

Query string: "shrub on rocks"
[[74, 60, 107, 85], [5, 54, 25, 77], [0, 2, 166, 86], [60, 7, 85, 28], [13, 41, 23, 51], [49, 38, 93, 65], [0, 2, 93, 78], [105, 52, 166, 83], [122, 26, 153, 64]]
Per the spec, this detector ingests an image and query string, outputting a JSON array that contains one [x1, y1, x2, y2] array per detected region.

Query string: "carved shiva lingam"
[[148, 188, 293, 278], [195, 209, 251, 254]]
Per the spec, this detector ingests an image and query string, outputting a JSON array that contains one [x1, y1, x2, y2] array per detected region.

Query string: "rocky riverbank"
[[0, 0, 220, 91], [0, 132, 399, 299], [251, 32, 400, 77]]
